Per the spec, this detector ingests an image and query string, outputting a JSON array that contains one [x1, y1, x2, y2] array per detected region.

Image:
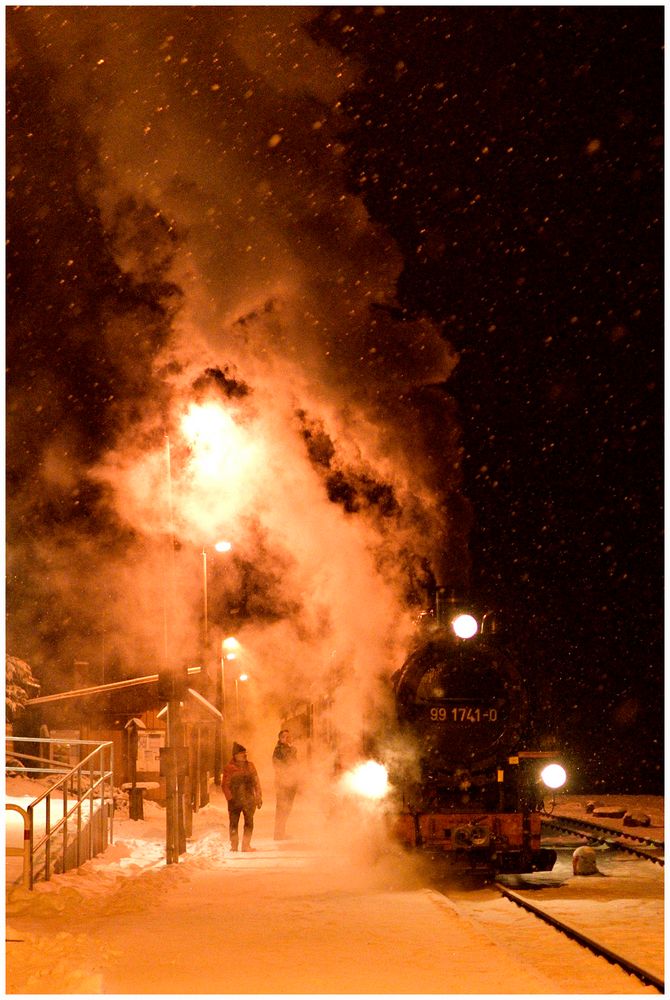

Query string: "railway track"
[[494, 880, 664, 993], [541, 812, 664, 866]]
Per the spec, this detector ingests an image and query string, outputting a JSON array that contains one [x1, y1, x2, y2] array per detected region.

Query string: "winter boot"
[[241, 831, 255, 852], [230, 831, 239, 852]]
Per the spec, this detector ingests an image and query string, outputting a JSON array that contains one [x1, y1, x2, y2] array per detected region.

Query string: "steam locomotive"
[[386, 590, 565, 873], [280, 591, 566, 874]]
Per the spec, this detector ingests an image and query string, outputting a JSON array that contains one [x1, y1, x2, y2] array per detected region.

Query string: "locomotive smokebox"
[[393, 594, 526, 765]]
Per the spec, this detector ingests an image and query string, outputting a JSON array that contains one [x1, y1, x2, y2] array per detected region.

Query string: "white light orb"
[[541, 764, 567, 789], [342, 761, 389, 800], [452, 613, 479, 639]]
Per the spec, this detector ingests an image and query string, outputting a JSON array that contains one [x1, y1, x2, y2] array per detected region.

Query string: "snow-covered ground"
[[4, 778, 664, 995]]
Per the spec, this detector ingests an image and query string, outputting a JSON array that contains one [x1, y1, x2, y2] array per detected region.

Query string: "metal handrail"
[[5, 737, 115, 888]]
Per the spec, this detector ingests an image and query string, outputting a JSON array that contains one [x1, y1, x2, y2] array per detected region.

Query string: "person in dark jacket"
[[222, 742, 263, 852], [272, 729, 299, 840]]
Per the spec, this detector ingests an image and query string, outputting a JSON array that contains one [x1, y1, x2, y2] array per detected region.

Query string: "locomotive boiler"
[[387, 591, 565, 873]]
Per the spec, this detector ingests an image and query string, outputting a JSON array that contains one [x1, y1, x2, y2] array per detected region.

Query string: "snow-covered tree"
[[6, 654, 40, 721]]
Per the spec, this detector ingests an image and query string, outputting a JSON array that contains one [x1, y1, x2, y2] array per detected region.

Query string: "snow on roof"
[[26, 667, 204, 705], [186, 687, 223, 721], [156, 688, 222, 722]]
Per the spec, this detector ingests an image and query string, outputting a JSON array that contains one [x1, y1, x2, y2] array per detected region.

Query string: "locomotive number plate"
[[429, 706, 498, 723]]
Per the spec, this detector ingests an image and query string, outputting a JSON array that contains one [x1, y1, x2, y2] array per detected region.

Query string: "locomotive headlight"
[[341, 761, 389, 800], [452, 614, 479, 639], [540, 763, 567, 790]]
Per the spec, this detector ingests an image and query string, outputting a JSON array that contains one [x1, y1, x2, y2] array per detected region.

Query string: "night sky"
[[6, 7, 664, 792], [310, 7, 665, 787]]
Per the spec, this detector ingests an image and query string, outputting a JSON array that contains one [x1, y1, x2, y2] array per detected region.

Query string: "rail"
[[541, 810, 664, 849], [495, 881, 664, 993], [5, 737, 115, 889], [541, 814, 665, 866]]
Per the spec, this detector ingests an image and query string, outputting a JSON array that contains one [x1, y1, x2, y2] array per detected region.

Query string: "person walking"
[[272, 729, 299, 840], [222, 742, 262, 852]]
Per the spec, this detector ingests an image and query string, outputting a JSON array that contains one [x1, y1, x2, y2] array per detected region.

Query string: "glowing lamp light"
[[341, 761, 389, 801], [223, 636, 240, 661], [238, 672, 249, 682], [214, 540, 232, 553], [541, 763, 567, 790], [181, 402, 255, 483], [452, 613, 479, 639]]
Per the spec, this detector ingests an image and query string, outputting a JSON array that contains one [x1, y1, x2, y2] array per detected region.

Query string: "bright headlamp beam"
[[341, 761, 389, 800], [541, 763, 567, 789], [452, 613, 479, 639]]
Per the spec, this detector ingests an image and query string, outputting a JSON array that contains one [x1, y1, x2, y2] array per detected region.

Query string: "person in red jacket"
[[222, 742, 263, 852]]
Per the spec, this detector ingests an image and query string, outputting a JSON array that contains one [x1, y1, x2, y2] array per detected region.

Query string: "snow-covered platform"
[[6, 785, 662, 994]]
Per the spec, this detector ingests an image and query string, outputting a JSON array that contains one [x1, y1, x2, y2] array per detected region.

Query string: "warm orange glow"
[[214, 539, 232, 552]]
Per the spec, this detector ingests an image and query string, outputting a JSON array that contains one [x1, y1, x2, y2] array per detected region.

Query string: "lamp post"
[[202, 548, 209, 649], [161, 433, 185, 865], [235, 672, 248, 728], [202, 539, 232, 649], [202, 540, 232, 784], [221, 637, 241, 760]]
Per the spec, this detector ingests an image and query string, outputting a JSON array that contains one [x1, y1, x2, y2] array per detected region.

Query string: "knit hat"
[[232, 742, 246, 756]]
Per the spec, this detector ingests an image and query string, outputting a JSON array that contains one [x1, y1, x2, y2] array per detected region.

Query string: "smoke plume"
[[7, 7, 469, 763]]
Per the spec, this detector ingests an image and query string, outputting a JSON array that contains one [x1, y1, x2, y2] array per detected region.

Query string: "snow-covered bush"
[[6, 654, 40, 721]]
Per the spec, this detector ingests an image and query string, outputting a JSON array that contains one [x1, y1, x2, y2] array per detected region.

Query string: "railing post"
[[45, 795, 51, 881], [62, 784, 68, 875], [76, 765, 82, 868], [5, 804, 32, 890], [28, 806, 34, 889], [93, 748, 100, 856], [108, 744, 114, 847], [89, 756, 95, 860]]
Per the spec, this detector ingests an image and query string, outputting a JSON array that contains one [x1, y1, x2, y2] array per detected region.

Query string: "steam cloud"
[[7, 8, 470, 767]]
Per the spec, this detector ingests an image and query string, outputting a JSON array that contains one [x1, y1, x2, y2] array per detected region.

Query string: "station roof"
[[25, 668, 221, 722]]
